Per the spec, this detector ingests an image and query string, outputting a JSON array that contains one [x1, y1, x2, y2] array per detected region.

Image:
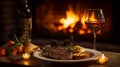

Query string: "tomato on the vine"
[[0, 47, 6, 56], [17, 44, 24, 54], [7, 40, 15, 46]]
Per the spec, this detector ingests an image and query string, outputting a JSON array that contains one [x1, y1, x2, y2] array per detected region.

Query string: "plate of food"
[[33, 45, 102, 63]]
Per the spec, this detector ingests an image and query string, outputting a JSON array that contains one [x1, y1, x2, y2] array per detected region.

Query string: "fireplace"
[[28, 0, 119, 44]]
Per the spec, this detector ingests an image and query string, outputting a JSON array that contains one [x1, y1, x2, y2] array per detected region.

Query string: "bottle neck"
[[17, 0, 31, 18], [22, 0, 30, 11]]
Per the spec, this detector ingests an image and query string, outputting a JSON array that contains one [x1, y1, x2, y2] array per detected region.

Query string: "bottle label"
[[22, 18, 32, 43]]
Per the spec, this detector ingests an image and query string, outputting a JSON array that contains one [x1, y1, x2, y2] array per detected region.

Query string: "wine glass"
[[85, 9, 105, 50]]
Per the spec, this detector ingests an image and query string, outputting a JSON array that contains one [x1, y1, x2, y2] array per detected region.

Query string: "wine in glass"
[[85, 9, 105, 50]]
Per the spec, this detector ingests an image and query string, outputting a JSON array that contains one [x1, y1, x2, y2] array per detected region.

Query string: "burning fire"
[[58, 5, 79, 33], [58, 5, 93, 34], [35, 1, 111, 38], [59, 8, 79, 29]]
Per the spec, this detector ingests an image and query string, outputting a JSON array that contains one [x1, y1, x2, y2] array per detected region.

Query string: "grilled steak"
[[42, 46, 73, 60]]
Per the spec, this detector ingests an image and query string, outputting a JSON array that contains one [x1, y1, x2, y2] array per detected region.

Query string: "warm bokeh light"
[[57, 25, 64, 31], [69, 28, 74, 33], [22, 60, 30, 65], [79, 29, 85, 34]]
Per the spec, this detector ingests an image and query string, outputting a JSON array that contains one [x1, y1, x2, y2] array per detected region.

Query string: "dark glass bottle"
[[16, 0, 32, 43]]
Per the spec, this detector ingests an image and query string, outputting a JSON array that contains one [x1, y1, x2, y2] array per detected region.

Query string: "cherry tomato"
[[0, 47, 6, 56], [12, 49, 17, 56], [7, 40, 15, 46], [17, 44, 24, 54]]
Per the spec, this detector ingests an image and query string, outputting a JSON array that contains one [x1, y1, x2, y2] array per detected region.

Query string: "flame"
[[81, 13, 87, 29], [59, 5, 79, 30], [88, 12, 97, 22], [59, 5, 101, 34], [101, 54, 105, 59]]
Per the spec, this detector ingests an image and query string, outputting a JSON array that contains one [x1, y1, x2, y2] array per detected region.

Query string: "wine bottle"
[[16, 0, 32, 43]]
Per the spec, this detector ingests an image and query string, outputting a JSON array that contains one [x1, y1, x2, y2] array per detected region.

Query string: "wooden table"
[[0, 51, 120, 67]]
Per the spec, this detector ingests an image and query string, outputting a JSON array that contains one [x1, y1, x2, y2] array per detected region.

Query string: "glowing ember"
[[57, 25, 64, 31], [79, 29, 85, 34], [69, 28, 74, 33]]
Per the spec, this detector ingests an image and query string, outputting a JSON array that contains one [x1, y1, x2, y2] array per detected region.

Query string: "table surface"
[[0, 51, 120, 67]]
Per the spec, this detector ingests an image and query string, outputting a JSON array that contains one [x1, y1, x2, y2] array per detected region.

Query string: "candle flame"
[[101, 54, 105, 59]]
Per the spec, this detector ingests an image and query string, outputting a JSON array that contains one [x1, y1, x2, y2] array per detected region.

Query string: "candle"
[[22, 53, 30, 59], [98, 54, 108, 64]]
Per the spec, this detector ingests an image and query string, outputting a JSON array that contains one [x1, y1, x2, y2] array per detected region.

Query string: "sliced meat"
[[43, 46, 73, 60]]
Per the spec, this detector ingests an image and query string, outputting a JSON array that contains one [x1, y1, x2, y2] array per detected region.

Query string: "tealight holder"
[[98, 54, 108, 64], [22, 53, 30, 60]]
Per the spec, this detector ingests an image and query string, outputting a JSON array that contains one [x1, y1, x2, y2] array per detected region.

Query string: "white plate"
[[33, 48, 102, 63]]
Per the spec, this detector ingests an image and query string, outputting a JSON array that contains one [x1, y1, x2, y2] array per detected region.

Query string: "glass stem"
[[93, 32, 96, 50]]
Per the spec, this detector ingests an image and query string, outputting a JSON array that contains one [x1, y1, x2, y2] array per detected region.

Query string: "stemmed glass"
[[85, 9, 105, 50]]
